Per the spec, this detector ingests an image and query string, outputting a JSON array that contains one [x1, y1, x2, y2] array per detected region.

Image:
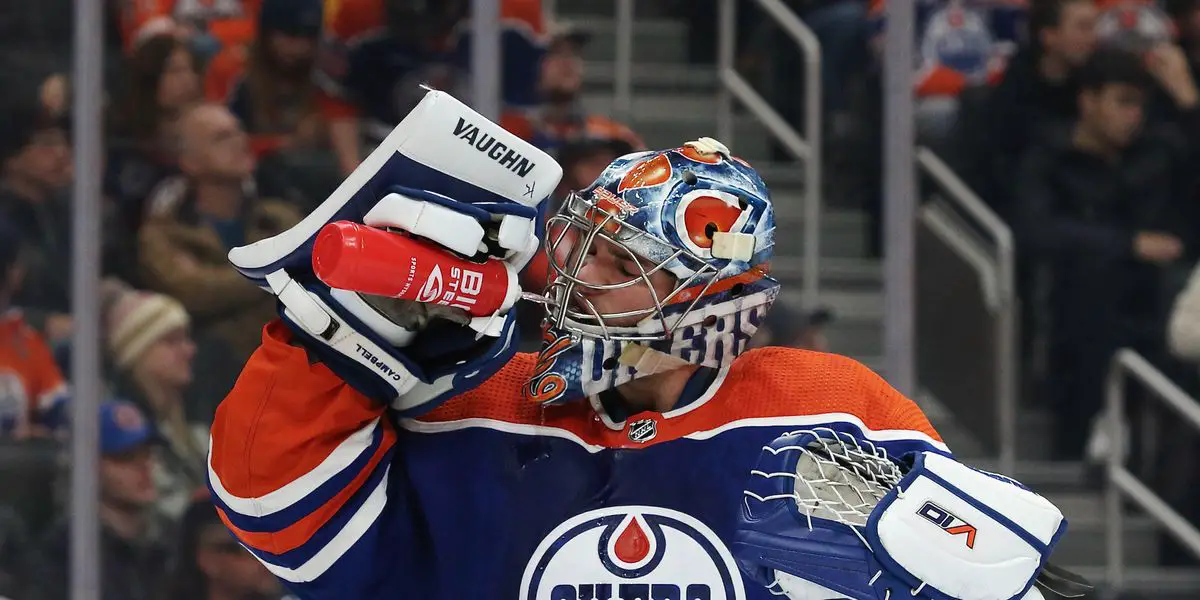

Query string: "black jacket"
[[0, 186, 72, 315], [1014, 122, 1192, 345], [1015, 124, 1190, 261], [974, 46, 1080, 215], [28, 514, 174, 600]]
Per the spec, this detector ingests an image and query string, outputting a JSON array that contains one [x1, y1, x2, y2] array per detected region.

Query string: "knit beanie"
[[106, 288, 190, 369]]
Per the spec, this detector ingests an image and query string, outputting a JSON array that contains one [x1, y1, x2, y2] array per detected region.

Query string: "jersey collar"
[[591, 365, 729, 431]]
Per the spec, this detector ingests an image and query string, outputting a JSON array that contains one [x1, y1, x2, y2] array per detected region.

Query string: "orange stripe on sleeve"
[[210, 321, 388, 499], [216, 424, 396, 555]]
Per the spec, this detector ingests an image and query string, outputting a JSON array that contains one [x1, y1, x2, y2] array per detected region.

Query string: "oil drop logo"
[[519, 506, 746, 600]]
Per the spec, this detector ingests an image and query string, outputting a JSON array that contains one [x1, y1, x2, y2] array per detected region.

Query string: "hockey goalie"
[[207, 90, 1089, 600]]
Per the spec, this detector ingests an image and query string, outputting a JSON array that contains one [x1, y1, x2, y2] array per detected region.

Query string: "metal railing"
[[1105, 349, 1200, 592], [915, 147, 1017, 476], [716, 0, 822, 310], [614, 0, 634, 121]]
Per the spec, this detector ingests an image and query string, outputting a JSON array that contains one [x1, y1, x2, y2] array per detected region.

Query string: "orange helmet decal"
[[617, 154, 672, 193]]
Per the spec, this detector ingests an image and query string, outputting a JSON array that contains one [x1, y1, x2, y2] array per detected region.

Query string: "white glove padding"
[[734, 429, 1090, 600], [225, 89, 562, 413]]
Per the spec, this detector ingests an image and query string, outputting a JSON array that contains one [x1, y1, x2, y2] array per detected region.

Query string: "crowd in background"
[[8, 0, 1200, 596]]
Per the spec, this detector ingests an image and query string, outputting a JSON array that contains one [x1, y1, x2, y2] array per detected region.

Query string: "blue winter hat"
[[99, 400, 157, 455]]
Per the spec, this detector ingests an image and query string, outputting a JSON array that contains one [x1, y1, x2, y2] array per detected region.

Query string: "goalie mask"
[[526, 138, 780, 405]]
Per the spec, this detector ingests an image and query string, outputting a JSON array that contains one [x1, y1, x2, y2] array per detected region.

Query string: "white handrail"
[[719, 71, 813, 160], [613, 0, 633, 121], [1106, 349, 1200, 592], [920, 202, 1002, 312], [717, 0, 822, 310], [915, 147, 1017, 476], [915, 148, 1013, 299]]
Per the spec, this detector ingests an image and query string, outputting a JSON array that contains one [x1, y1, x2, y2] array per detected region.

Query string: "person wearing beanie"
[[103, 281, 206, 518], [0, 219, 69, 440]]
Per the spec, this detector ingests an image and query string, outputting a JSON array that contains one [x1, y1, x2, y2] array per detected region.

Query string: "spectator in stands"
[[0, 99, 73, 339], [870, 0, 1025, 145], [165, 493, 284, 600], [102, 281, 206, 520], [210, 0, 327, 157], [981, 0, 1098, 214], [32, 400, 173, 600], [1014, 47, 1191, 460], [0, 223, 68, 440], [318, 0, 545, 175], [524, 23, 643, 156], [105, 34, 202, 238], [138, 103, 300, 366], [318, 0, 462, 175], [118, 0, 261, 62]]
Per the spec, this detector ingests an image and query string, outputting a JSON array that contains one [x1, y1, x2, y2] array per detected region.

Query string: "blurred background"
[[3, 0, 1200, 598]]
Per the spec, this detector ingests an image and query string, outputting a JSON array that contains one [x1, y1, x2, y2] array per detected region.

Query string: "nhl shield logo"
[[520, 506, 746, 600], [628, 418, 657, 443]]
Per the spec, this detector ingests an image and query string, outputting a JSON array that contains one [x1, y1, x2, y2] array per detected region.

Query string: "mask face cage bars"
[[539, 189, 726, 343]]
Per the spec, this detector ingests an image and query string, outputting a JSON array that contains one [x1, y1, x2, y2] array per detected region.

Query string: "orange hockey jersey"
[[208, 320, 945, 599], [0, 312, 68, 437]]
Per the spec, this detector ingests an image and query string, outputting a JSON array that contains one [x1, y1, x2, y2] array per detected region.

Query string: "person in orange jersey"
[[0, 220, 67, 440]]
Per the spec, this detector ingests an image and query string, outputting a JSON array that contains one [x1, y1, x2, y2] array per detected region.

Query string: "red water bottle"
[[312, 221, 520, 317]]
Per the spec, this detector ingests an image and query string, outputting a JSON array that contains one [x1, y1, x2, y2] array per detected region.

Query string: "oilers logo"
[[520, 506, 746, 600]]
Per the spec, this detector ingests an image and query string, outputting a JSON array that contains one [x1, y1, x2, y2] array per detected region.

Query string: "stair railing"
[[715, 0, 822, 310], [614, 0, 633, 121], [1105, 349, 1200, 592], [916, 147, 1017, 476]]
